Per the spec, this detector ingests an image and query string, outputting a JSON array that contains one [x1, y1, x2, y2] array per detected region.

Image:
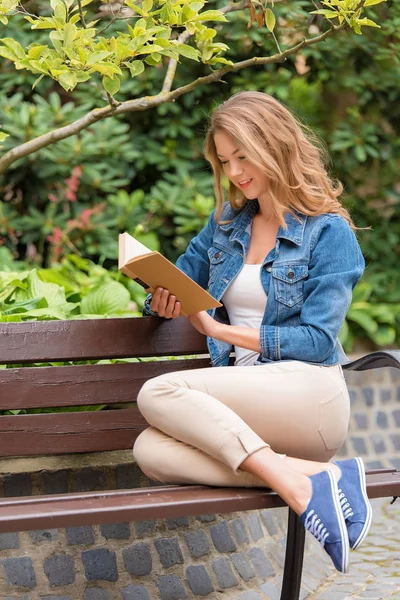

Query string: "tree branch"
[[77, 0, 87, 28], [0, 21, 346, 173]]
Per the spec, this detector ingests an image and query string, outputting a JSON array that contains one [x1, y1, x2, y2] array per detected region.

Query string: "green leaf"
[[50, 0, 67, 22], [347, 308, 378, 334], [265, 8, 276, 32], [102, 75, 120, 96], [0, 38, 26, 60], [57, 71, 78, 91], [80, 281, 130, 315], [194, 9, 227, 22], [123, 60, 145, 77], [177, 44, 199, 61], [364, 0, 386, 6], [24, 270, 67, 307], [0, 132, 9, 144], [356, 17, 380, 28], [369, 324, 396, 346], [86, 51, 113, 65]]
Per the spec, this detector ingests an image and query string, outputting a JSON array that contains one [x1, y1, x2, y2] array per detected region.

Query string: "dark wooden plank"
[[0, 485, 286, 532], [0, 469, 398, 533], [0, 358, 211, 410], [0, 318, 208, 364], [0, 408, 147, 456]]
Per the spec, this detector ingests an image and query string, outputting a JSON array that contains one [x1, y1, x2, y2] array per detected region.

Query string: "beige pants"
[[133, 361, 350, 488]]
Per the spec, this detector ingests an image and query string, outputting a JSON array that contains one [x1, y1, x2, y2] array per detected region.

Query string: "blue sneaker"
[[334, 457, 372, 550], [300, 470, 349, 573]]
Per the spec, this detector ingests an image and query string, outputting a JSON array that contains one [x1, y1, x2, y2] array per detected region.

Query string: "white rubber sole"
[[351, 456, 373, 550], [328, 470, 350, 573]]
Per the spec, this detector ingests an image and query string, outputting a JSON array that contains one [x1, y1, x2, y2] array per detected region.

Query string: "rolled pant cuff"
[[218, 429, 269, 473]]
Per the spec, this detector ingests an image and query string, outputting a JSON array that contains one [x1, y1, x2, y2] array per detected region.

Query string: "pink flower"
[[47, 226, 63, 245], [48, 193, 59, 203]]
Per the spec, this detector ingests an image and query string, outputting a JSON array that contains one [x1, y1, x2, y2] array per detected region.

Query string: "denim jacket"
[[143, 200, 365, 367]]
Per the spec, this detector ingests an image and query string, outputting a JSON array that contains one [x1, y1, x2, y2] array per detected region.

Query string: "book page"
[[119, 233, 152, 268]]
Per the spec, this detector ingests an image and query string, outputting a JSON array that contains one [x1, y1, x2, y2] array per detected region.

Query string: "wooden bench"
[[1, 317, 400, 600]]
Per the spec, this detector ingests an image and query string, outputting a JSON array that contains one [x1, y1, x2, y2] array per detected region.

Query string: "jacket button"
[[288, 270, 294, 279], [214, 252, 221, 259], [266, 266, 272, 272]]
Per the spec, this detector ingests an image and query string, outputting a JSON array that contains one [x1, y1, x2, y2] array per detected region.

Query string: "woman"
[[133, 91, 372, 574]]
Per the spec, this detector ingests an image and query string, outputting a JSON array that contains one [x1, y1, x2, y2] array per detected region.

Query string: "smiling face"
[[213, 129, 270, 202]]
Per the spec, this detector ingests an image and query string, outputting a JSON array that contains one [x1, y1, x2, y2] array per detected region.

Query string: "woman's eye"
[[239, 156, 246, 160]]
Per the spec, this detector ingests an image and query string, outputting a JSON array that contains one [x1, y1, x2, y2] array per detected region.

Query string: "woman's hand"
[[150, 287, 181, 319], [188, 311, 220, 338]]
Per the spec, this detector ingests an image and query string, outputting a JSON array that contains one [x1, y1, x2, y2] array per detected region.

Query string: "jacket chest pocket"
[[272, 265, 308, 307], [207, 247, 229, 286]]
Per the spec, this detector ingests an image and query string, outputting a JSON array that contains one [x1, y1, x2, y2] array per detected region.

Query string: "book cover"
[[118, 232, 222, 316]]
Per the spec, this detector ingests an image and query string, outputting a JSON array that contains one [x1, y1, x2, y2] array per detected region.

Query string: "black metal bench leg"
[[280, 508, 306, 600]]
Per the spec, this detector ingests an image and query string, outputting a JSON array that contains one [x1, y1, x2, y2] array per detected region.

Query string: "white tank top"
[[221, 264, 267, 366]]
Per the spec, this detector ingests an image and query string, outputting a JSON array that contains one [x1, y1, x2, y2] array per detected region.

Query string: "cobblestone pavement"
[[304, 496, 400, 600]]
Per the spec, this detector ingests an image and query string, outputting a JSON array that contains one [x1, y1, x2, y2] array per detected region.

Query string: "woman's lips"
[[239, 178, 253, 189]]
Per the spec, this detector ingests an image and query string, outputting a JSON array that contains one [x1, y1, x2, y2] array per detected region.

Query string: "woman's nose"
[[230, 162, 244, 177]]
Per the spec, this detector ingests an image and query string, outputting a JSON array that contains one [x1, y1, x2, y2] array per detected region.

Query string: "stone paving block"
[[157, 574, 188, 600], [366, 460, 385, 470], [230, 518, 250, 544], [351, 436, 367, 455], [186, 565, 214, 596], [100, 522, 130, 540], [230, 552, 256, 582], [354, 413, 368, 429], [363, 387, 374, 407], [2, 556, 37, 588], [123, 542, 152, 576], [84, 589, 112, 600], [376, 411, 388, 428], [390, 433, 400, 451], [29, 529, 58, 543], [210, 521, 237, 553], [155, 536, 184, 568], [66, 525, 95, 546], [380, 388, 392, 404], [167, 517, 190, 529], [183, 529, 210, 558], [247, 513, 264, 541], [41, 470, 69, 494], [116, 463, 142, 489], [121, 584, 151, 600], [3, 473, 32, 497], [75, 468, 107, 492], [44, 554, 75, 586], [212, 556, 239, 589], [259, 581, 281, 600], [135, 520, 156, 536], [0, 532, 19, 550], [393, 409, 400, 427], [248, 547, 275, 579], [371, 433, 386, 454], [260, 510, 279, 536], [82, 548, 118, 582], [5, 595, 31, 600], [196, 514, 216, 522]]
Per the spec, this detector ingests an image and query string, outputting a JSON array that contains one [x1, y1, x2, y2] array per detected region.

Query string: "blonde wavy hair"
[[204, 91, 356, 229]]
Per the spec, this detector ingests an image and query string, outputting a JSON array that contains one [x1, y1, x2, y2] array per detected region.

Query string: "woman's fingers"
[[150, 287, 181, 318]]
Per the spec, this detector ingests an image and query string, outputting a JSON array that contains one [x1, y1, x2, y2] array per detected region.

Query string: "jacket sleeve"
[[142, 209, 217, 316], [259, 216, 365, 362]]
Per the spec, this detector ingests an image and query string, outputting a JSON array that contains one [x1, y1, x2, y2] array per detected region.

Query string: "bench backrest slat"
[[0, 318, 211, 457], [0, 358, 211, 410], [0, 318, 208, 364], [0, 408, 146, 456]]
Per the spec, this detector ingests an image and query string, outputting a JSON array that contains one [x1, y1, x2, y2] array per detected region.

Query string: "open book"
[[118, 232, 222, 316]]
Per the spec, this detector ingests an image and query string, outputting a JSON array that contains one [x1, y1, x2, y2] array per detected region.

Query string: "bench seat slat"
[[0, 471, 398, 534], [0, 358, 210, 410], [0, 409, 147, 456], [0, 318, 207, 364]]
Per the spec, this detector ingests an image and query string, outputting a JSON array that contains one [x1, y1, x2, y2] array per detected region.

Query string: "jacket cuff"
[[260, 325, 280, 361], [142, 294, 159, 317]]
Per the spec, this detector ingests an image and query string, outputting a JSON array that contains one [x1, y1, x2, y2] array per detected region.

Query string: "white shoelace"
[[338, 488, 354, 519], [304, 509, 329, 547]]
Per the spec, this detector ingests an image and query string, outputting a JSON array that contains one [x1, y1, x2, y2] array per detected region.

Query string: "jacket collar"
[[220, 200, 307, 247]]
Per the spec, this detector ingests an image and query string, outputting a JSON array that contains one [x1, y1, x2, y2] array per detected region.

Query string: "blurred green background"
[[0, 0, 399, 353]]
